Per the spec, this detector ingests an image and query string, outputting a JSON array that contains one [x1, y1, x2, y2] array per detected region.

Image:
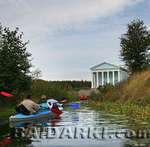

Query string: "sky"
[[0, 0, 150, 81]]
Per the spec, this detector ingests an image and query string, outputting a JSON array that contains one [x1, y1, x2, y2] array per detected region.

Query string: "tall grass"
[[90, 69, 150, 122], [121, 70, 150, 102], [93, 70, 150, 102]]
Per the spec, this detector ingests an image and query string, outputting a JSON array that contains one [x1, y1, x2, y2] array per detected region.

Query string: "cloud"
[[0, 0, 144, 34], [0, 0, 144, 46]]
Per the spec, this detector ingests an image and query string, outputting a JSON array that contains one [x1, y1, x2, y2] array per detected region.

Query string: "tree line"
[[30, 79, 91, 102]]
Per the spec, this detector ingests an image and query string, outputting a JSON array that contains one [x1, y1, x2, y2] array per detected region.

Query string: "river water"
[[0, 105, 150, 147]]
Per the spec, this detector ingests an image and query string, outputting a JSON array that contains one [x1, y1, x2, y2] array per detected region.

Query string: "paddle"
[[51, 107, 62, 115], [0, 91, 13, 97]]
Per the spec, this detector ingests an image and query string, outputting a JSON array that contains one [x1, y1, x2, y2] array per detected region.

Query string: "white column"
[[91, 72, 94, 88], [102, 71, 104, 86], [107, 71, 110, 84], [93, 73, 95, 88], [96, 72, 99, 88], [118, 70, 120, 82], [112, 71, 115, 85]]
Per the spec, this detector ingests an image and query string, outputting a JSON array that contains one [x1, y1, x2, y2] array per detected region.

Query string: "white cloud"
[[0, 0, 144, 34], [0, 0, 144, 44]]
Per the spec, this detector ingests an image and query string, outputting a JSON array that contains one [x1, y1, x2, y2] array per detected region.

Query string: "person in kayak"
[[38, 94, 47, 104], [16, 95, 40, 115]]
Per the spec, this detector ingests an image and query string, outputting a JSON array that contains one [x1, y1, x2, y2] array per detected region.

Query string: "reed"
[[90, 69, 150, 123]]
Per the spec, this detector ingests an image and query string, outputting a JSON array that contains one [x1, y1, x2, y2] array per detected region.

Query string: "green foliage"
[[101, 83, 124, 101], [90, 92, 102, 101], [0, 24, 32, 95], [90, 84, 118, 102], [47, 80, 91, 90], [89, 101, 150, 123], [98, 83, 115, 94], [30, 80, 90, 101], [90, 70, 150, 122], [131, 96, 150, 106], [0, 107, 15, 118], [120, 19, 150, 73]]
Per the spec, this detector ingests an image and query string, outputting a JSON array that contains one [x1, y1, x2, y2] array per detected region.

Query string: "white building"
[[90, 62, 128, 88]]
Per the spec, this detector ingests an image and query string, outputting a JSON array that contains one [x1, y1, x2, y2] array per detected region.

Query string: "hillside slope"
[[102, 70, 150, 103]]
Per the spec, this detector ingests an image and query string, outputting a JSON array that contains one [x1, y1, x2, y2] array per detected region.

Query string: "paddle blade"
[[0, 91, 13, 97], [51, 107, 62, 115]]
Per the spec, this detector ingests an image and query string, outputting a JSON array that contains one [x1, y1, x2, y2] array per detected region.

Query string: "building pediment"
[[90, 62, 128, 88], [90, 62, 120, 71]]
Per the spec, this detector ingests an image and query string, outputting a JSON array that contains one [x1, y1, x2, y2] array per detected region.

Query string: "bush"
[[90, 91, 103, 101]]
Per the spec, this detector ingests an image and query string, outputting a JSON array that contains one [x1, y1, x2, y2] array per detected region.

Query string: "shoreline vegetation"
[[1, 70, 150, 124], [89, 70, 150, 124], [0, 80, 91, 118], [89, 101, 150, 124]]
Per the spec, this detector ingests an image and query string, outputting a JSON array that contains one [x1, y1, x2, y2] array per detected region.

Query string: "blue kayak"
[[9, 110, 56, 122], [9, 99, 63, 122], [68, 103, 80, 109]]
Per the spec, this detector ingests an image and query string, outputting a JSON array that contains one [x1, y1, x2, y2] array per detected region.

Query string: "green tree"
[[0, 24, 32, 94], [31, 68, 42, 80], [120, 19, 150, 73]]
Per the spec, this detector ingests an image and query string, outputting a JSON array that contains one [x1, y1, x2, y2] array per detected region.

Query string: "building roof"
[[90, 62, 128, 72]]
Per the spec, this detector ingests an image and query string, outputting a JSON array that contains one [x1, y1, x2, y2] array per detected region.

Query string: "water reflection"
[[0, 107, 150, 147]]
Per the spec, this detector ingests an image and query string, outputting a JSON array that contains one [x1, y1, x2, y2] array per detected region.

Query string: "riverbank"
[[0, 107, 15, 119], [89, 70, 150, 124], [89, 101, 150, 124]]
